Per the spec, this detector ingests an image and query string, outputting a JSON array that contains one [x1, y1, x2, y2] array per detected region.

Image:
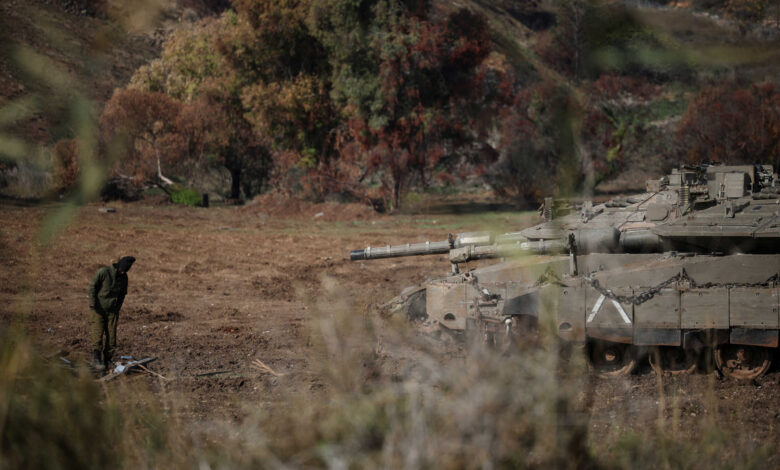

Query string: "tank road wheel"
[[714, 345, 772, 380], [587, 340, 637, 378], [649, 347, 698, 375]]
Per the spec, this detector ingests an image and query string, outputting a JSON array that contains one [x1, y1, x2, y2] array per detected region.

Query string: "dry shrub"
[[2, 282, 776, 469], [51, 138, 81, 194], [231, 278, 777, 469], [676, 81, 779, 167], [237, 277, 597, 469], [0, 330, 192, 470]]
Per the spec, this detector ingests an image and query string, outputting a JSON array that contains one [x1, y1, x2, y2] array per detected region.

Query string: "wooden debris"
[[251, 358, 281, 377], [195, 370, 236, 378], [137, 364, 168, 381]]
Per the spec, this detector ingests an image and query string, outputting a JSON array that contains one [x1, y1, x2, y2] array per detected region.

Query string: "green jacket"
[[88, 264, 128, 313]]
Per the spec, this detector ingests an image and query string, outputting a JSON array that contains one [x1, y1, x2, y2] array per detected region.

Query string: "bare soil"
[[0, 198, 777, 456]]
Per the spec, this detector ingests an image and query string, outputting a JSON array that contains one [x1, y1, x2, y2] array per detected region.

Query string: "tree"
[[726, 0, 769, 34], [556, 0, 588, 80], [489, 82, 583, 204], [115, 0, 510, 207], [177, 88, 269, 199], [313, 3, 498, 209], [676, 81, 779, 168], [131, 6, 333, 199], [129, 13, 270, 199], [227, 0, 326, 83], [536, 0, 685, 81], [228, 1, 336, 198], [99, 89, 183, 188]]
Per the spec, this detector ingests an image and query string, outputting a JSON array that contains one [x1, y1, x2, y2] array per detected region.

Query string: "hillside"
[[0, 0, 228, 147], [455, 0, 779, 191], [1, 0, 778, 199]]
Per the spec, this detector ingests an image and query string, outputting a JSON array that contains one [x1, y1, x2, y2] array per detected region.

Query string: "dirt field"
[[0, 198, 777, 461]]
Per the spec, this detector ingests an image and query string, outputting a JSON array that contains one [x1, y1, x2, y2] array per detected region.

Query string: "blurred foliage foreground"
[[0, 303, 775, 470]]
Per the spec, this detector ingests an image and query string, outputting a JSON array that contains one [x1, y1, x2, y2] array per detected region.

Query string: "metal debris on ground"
[[99, 357, 158, 382], [98, 207, 116, 213]]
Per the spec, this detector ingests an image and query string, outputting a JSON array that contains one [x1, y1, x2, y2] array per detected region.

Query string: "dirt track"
[[0, 199, 777, 456]]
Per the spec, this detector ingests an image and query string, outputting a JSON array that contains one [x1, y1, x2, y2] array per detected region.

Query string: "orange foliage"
[[348, 8, 496, 209], [99, 89, 184, 185]]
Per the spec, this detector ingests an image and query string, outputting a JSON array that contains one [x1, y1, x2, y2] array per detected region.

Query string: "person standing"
[[88, 256, 135, 370]]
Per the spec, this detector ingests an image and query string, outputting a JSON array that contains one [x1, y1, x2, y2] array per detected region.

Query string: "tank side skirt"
[[568, 264, 779, 348]]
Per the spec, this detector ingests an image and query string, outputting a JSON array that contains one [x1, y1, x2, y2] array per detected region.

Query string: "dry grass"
[[2, 277, 776, 469]]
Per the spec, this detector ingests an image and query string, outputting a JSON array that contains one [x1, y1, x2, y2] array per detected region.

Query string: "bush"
[[51, 138, 81, 195], [0, 302, 776, 469], [0, 331, 189, 470], [170, 186, 202, 206], [675, 81, 779, 166]]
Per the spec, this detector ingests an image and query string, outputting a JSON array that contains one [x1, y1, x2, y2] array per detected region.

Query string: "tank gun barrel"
[[448, 240, 568, 263], [349, 232, 529, 261], [350, 240, 453, 260], [349, 228, 668, 263]]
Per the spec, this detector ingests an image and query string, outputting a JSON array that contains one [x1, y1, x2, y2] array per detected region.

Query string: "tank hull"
[[423, 253, 779, 378]]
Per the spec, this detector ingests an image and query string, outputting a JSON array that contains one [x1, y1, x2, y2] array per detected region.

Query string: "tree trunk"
[[155, 146, 174, 186], [229, 166, 241, 200], [392, 177, 402, 212]]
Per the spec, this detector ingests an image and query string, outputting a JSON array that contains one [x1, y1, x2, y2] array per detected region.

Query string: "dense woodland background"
[[1, 0, 778, 210]]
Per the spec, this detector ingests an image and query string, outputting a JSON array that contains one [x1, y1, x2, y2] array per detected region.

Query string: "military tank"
[[349, 164, 780, 379]]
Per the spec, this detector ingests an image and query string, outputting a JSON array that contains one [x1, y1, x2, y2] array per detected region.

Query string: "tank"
[[349, 164, 780, 379]]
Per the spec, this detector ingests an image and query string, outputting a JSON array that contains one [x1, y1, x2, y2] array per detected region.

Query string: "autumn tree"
[[130, 13, 270, 199], [228, 0, 336, 197], [676, 81, 779, 167], [111, 0, 509, 207], [311, 1, 501, 209], [489, 82, 583, 204], [99, 89, 183, 188], [177, 88, 269, 199]]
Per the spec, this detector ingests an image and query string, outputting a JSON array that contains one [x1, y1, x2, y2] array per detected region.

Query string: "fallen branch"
[[195, 370, 236, 378], [137, 363, 168, 381], [251, 358, 282, 377]]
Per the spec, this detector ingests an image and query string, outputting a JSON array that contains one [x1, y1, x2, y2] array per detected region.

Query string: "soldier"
[[88, 256, 135, 370]]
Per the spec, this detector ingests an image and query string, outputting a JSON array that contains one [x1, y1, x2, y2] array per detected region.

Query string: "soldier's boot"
[[92, 350, 105, 371], [103, 353, 113, 371]]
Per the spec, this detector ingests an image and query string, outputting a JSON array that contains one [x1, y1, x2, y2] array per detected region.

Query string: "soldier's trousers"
[[90, 308, 118, 359]]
